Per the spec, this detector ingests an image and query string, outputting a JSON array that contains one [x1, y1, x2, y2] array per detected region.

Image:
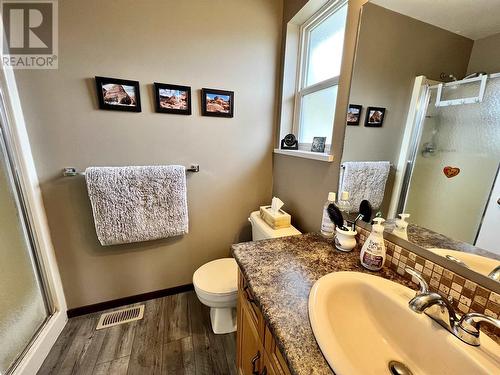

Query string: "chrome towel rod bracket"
[[63, 164, 200, 177], [186, 164, 200, 173]]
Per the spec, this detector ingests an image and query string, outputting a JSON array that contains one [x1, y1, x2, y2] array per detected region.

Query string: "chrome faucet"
[[406, 268, 459, 327], [406, 268, 500, 346], [445, 254, 470, 269], [488, 265, 500, 281]]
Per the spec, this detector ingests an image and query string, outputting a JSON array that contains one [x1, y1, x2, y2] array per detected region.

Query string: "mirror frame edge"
[[331, 0, 369, 163]]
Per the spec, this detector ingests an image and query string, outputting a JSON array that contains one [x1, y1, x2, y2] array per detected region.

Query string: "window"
[[294, 1, 347, 150]]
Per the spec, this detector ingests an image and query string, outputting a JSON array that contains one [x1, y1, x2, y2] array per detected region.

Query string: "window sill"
[[273, 148, 334, 162]]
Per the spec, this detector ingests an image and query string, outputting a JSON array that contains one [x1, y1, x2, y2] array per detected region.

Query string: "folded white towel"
[[85, 165, 188, 246], [339, 161, 390, 211]]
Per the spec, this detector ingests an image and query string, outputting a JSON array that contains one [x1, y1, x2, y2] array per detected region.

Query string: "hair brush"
[[327, 203, 347, 230], [359, 200, 373, 223]]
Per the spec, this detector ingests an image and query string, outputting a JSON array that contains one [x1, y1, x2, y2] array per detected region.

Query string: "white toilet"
[[192, 211, 300, 334]]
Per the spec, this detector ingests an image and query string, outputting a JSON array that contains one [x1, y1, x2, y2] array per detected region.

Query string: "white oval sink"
[[429, 248, 499, 277], [309, 272, 500, 375]]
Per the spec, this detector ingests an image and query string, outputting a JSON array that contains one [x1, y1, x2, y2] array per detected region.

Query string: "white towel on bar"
[[339, 161, 390, 211], [85, 165, 188, 246]]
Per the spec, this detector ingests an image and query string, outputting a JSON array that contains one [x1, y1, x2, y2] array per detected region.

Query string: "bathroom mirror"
[[343, 0, 500, 285]]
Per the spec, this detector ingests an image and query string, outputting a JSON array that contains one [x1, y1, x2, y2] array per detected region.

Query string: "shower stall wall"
[[0, 63, 67, 375], [393, 74, 500, 251], [0, 124, 49, 374]]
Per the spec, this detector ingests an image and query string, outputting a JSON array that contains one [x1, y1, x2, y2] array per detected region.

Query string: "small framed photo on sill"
[[201, 88, 234, 118], [95, 76, 141, 112], [311, 137, 326, 153], [154, 83, 191, 115], [365, 107, 386, 127], [347, 104, 362, 126]]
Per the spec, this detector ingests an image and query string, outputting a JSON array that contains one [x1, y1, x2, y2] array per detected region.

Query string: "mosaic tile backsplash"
[[356, 227, 500, 337]]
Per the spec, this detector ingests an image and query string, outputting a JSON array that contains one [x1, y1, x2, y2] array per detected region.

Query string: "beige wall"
[[14, 0, 283, 309], [284, 0, 309, 22], [342, 3, 473, 165], [467, 32, 500, 74], [273, 0, 368, 233]]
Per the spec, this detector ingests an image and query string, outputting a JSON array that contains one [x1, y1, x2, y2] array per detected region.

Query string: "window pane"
[[299, 85, 338, 145], [305, 4, 347, 87]]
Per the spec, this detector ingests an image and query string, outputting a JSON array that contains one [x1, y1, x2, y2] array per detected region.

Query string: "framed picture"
[[347, 104, 362, 125], [365, 107, 386, 127], [311, 137, 326, 153], [201, 88, 234, 118], [95, 76, 141, 112], [153, 83, 191, 115]]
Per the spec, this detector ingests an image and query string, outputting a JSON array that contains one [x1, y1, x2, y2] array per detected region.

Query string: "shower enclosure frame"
[[390, 73, 500, 240], [0, 67, 67, 375], [0, 95, 52, 374]]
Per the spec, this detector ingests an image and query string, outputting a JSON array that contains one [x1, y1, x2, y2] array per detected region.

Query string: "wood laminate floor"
[[38, 291, 237, 375]]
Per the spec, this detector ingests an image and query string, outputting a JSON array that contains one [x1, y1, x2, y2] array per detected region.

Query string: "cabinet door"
[[237, 293, 263, 375], [264, 326, 291, 375], [262, 351, 277, 375]]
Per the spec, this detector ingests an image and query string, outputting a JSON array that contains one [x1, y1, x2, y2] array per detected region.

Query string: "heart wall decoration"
[[443, 166, 460, 178]]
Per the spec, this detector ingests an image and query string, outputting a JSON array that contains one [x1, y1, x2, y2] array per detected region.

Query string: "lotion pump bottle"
[[360, 217, 386, 271], [393, 213, 410, 240], [320, 192, 336, 238]]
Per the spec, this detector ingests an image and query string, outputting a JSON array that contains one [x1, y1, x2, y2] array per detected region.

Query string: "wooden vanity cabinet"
[[236, 269, 291, 375]]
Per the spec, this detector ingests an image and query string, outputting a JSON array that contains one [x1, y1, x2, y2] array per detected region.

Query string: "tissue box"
[[259, 206, 291, 229]]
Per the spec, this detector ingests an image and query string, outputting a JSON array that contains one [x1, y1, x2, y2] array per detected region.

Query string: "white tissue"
[[271, 197, 284, 214]]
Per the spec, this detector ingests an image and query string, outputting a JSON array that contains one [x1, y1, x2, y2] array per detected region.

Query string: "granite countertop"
[[231, 233, 416, 375]]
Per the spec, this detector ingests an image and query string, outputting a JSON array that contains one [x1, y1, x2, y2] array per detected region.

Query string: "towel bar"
[[63, 165, 200, 177], [341, 163, 393, 169]]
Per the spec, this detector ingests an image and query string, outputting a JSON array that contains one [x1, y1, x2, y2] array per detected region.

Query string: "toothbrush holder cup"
[[334, 227, 357, 252]]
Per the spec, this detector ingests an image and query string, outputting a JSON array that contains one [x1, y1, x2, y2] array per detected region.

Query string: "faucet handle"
[[405, 268, 429, 295], [457, 313, 500, 346], [459, 313, 500, 332], [445, 254, 470, 269], [488, 265, 500, 281]]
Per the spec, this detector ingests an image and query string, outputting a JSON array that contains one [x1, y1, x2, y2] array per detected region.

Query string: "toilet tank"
[[248, 211, 301, 241]]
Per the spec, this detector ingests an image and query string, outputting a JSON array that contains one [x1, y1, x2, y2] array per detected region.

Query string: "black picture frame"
[[201, 88, 234, 118], [95, 76, 141, 112], [153, 83, 191, 115], [311, 137, 326, 153], [365, 106, 386, 127], [347, 104, 362, 126]]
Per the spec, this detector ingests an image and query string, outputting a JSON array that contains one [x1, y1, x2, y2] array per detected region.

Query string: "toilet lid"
[[193, 258, 238, 295]]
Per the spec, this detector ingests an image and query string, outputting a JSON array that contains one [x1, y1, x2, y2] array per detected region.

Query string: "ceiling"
[[372, 0, 500, 40]]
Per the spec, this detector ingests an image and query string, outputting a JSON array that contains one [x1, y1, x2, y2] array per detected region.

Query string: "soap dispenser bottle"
[[393, 213, 410, 240], [360, 218, 386, 271], [320, 192, 336, 238]]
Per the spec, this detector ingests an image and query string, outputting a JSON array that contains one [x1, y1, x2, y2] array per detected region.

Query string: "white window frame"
[[292, 0, 347, 151]]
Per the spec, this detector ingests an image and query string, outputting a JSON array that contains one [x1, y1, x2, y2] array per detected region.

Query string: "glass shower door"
[[0, 126, 48, 373], [404, 76, 500, 244]]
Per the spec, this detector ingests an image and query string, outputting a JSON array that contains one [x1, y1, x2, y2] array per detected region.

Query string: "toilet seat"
[[193, 258, 238, 296]]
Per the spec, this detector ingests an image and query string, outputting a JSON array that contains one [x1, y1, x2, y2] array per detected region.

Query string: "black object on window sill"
[[281, 133, 298, 150]]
